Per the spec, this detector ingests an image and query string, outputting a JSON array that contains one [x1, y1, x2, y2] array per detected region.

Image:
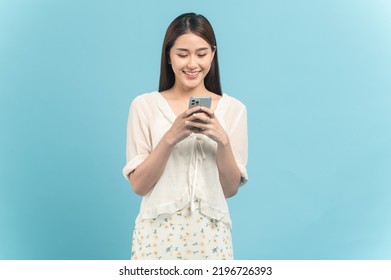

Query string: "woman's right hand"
[[164, 106, 203, 146]]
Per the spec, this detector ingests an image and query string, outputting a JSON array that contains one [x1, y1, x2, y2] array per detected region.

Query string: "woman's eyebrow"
[[175, 47, 210, 52]]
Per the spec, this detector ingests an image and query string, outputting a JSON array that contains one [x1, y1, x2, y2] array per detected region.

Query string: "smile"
[[183, 71, 201, 79]]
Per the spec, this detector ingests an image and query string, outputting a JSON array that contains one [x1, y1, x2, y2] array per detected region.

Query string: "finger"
[[198, 107, 215, 118], [184, 123, 204, 134], [185, 119, 203, 129], [192, 112, 212, 123], [186, 120, 208, 131], [183, 106, 202, 117]]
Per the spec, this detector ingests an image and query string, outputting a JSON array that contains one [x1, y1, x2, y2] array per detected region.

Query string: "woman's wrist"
[[163, 130, 178, 147], [217, 133, 230, 147]]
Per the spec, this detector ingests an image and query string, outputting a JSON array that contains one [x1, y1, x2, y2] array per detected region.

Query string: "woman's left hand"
[[187, 107, 229, 146]]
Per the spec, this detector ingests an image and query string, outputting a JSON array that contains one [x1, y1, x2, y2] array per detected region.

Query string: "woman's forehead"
[[172, 33, 211, 50]]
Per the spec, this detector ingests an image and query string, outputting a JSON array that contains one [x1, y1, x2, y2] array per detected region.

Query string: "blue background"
[[1, 0, 390, 260]]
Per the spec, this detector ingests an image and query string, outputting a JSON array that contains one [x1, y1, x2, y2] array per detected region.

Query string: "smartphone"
[[188, 96, 212, 109]]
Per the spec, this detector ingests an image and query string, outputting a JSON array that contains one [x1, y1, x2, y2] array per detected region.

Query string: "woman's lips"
[[183, 70, 201, 79]]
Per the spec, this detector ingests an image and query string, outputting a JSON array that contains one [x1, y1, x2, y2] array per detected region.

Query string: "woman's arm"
[[129, 134, 174, 196], [128, 106, 204, 196], [188, 108, 243, 198], [216, 137, 242, 198]]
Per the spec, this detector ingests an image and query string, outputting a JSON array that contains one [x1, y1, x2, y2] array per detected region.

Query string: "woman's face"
[[169, 33, 215, 91]]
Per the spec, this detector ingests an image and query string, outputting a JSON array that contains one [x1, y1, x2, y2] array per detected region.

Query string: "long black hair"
[[158, 13, 222, 95]]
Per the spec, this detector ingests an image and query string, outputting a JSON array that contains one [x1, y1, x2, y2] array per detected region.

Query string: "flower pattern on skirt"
[[131, 199, 233, 260]]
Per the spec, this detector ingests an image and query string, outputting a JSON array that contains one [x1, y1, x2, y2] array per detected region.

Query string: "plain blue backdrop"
[[1, 0, 390, 259]]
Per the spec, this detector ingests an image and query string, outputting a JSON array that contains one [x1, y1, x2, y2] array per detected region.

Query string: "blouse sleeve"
[[228, 104, 248, 186], [122, 96, 152, 181]]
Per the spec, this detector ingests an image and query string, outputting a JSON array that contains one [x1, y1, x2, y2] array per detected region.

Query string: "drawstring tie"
[[189, 134, 206, 212]]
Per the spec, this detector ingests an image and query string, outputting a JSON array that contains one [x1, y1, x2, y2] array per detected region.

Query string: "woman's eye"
[[198, 53, 207, 57], [178, 54, 187, 58]]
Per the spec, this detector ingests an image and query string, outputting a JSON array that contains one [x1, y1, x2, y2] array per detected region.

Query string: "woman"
[[123, 13, 248, 260]]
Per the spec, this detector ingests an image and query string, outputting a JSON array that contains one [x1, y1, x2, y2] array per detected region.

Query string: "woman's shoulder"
[[127, 91, 161, 118], [221, 93, 247, 111], [132, 91, 159, 103], [129, 91, 159, 107]]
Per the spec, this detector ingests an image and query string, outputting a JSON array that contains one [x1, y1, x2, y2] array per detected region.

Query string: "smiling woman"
[[159, 13, 221, 95], [169, 34, 215, 91], [122, 13, 248, 260], [1, 0, 390, 262]]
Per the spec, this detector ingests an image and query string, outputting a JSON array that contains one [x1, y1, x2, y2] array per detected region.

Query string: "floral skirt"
[[131, 199, 233, 260]]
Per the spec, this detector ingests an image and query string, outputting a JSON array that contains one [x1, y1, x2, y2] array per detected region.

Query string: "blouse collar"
[[155, 91, 228, 123]]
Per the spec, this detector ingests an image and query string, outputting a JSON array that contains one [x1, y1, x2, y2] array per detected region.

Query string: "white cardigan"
[[123, 91, 248, 227]]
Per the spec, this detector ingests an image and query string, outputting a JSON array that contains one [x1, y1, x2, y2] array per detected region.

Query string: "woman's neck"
[[168, 84, 211, 100]]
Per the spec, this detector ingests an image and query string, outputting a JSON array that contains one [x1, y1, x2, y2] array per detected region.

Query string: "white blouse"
[[123, 91, 248, 227]]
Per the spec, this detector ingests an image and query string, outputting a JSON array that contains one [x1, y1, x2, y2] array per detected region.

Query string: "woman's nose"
[[187, 55, 197, 69]]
